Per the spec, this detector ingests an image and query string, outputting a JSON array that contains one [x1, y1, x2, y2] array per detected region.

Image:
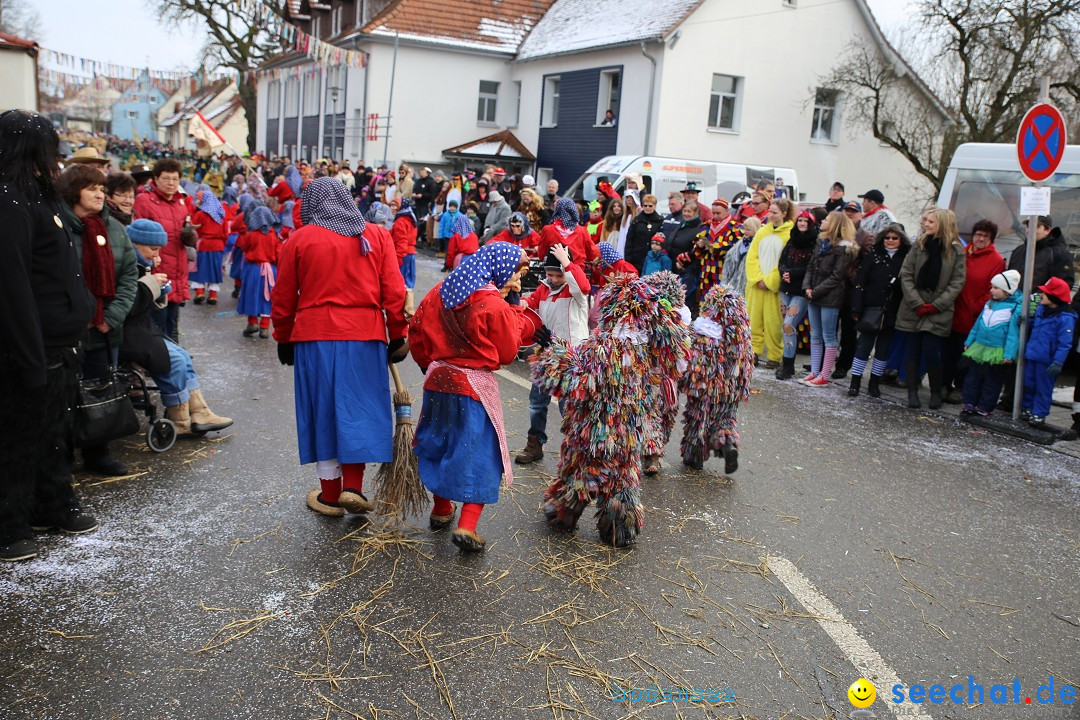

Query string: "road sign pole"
[[1011, 77, 1051, 422]]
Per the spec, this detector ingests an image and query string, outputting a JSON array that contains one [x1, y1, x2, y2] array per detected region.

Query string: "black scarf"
[[916, 236, 944, 292]]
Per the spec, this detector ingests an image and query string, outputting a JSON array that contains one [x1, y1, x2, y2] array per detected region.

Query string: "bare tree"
[[820, 0, 1080, 194], [0, 0, 42, 39], [157, 0, 288, 151]]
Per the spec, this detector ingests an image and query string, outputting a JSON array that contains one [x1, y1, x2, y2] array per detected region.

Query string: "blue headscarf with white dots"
[[451, 213, 475, 238], [195, 183, 225, 223], [440, 241, 523, 310], [246, 205, 275, 234], [598, 240, 620, 266]]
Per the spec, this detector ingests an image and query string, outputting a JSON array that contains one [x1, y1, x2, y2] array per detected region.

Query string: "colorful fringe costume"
[[641, 271, 691, 468], [679, 284, 755, 471], [532, 276, 690, 546]]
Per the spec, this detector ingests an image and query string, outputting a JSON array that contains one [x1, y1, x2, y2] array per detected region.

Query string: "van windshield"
[[948, 168, 1080, 264], [565, 173, 623, 202]]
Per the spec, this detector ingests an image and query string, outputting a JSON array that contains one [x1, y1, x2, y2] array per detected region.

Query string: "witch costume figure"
[[679, 283, 755, 474], [271, 177, 409, 518], [640, 270, 692, 476], [409, 242, 540, 552], [533, 276, 690, 547]]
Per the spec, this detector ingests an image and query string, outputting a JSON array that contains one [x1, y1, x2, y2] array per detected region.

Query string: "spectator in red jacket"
[[272, 177, 408, 519], [189, 184, 228, 305], [133, 158, 191, 342], [943, 219, 1006, 402], [537, 198, 599, 266]]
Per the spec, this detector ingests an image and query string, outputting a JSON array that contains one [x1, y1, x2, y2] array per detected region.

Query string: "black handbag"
[[855, 306, 885, 334], [74, 343, 140, 449]]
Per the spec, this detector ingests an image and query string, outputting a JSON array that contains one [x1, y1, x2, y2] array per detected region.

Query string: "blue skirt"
[[415, 390, 503, 504], [191, 250, 224, 284], [228, 247, 245, 281], [294, 340, 392, 465], [399, 253, 416, 289], [237, 261, 273, 317]]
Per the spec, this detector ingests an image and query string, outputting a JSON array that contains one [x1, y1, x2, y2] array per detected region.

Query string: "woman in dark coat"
[[775, 210, 817, 379], [0, 110, 97, 561], [799, 211, 858, 386], [849, 223, 910, 397], [668, 202, 704, 307]]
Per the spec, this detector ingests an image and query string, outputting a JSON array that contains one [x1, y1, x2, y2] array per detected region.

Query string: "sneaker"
[[806, 375, 831, 387], [763, 359, 780, 370], [960, 404, 975, 416], [0, 538, 38, 562], [1028, 416, 1048, 430], [976, 408, 992, 417], [31, 509, 99, 535], [797, 373, 818, 386]]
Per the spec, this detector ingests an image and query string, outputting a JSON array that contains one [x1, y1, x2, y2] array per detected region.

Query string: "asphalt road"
[[2, 253, 1077, 720]]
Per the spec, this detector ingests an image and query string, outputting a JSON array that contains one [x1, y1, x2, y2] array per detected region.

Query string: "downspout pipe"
[[640, 40, 658, 155]]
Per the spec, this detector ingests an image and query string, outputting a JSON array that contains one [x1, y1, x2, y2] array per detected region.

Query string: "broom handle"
[[389, 363, 406, 395]]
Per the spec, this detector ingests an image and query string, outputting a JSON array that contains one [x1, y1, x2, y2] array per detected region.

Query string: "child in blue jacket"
[[1023, 276, 1077, 429], [961, 270, 1021, 417], [642, 233, 673, 276]]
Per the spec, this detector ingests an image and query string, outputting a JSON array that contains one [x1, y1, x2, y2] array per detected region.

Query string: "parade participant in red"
[[537, 198, 598, 266], [237, 206, 282, 338], [133, 158, 191, 342], [409, 242, 540, 552], [489, 212, 541, 256], [593, 240, 639, 289], [272, 177, 408, 518], [444, 213, 479, 270], [391, 198, 418, 315], [189, 184, 228, 306]]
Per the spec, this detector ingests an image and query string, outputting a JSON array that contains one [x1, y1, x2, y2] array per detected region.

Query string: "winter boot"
[[207, 289, 218, 306], [848, 375, 862, 397], [722, 439, 738, 474], [927, 368, 944, 410], [193, 288, 206, 304], [243, 323, 258, 337], [82, 445, 129, 477], [905, 361, 922, 409], [775, 356, 795, 380], [867, 375, 881, 398], [166, 402, 194, 436], [514, 435, 544, 465], [188, 389, 233, 433], [643, 455, 660, 476]]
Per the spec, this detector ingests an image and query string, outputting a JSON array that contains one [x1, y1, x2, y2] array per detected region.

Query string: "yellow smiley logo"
[[848, 678, 876, 708]]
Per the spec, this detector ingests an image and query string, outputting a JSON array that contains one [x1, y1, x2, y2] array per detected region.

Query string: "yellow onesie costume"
[[744, 220, 793, 363]]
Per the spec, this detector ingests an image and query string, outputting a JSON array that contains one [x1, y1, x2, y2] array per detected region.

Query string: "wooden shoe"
[[337, 489, 374, 514], [451, 528, 486, 552], [306, 489, 345, 517], [429, 503, 457, 530], [643, 456, 660, 476]]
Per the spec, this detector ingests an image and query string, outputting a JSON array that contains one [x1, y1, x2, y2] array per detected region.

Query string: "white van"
[[937, 142, 1080, 264], [563, 156, 800, 209]]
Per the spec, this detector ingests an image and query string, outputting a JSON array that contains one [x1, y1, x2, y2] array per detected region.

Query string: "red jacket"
[[292, 197, 304, 230], [592, 258, 639, 289], [268, 181, 294, 203], [953, 243, 1006, 334], [447, 232, 479, 263], [271, 223, 407, 344], [537, 222, 598, 265], [410, 283, 536, 399], [133, 182, 191, 303], [192, 209, 227, 253], [237, 229, 282, 265], [391, 215, 418, 261], [489, 228, 540, 255]]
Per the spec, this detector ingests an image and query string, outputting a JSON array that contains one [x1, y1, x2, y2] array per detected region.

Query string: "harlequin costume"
[[237, 206, 282, 338], [641, 271, 692, 476], [190, 184, 228, 305], [271, 177, 408, 518], [533, 276, 690, 547], [677, 201, 741, 303], [409, 243, 539, 552], [679, 284, 755, 474]]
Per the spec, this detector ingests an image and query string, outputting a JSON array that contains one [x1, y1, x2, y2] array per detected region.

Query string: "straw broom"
[[374, 364, 428, 521]]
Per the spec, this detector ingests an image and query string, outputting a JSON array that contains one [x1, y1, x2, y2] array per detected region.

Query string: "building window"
[[150, 95, 159, 103], [511, 81, 521, 128], [324, 67, 345, 113], [303, 71, 322, 116], [268, 80, 281, 119], [811, 88, 838, 142], [285, 77, 300, 117], [477, 80, 499, 124], [331, 6, 344, 36], [596, 69, 621, 125], [127, 110, 138, 120], [708, 74, 741, 131], [542, 76, 560, 127], [312, 16, 321, 39]]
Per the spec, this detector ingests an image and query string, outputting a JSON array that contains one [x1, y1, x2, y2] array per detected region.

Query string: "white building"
[[0, 32, 39, 112], [257, 0, 946, 219]]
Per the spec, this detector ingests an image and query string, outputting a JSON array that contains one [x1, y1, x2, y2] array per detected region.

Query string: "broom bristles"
[[373, 387, 428, 521]]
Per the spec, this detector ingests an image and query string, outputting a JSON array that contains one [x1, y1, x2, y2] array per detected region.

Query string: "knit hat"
[[522, 174, 535, 187], [1037, 276, 1072, 305], [544, 247, 572, 270], [712, 197, 730, 210], [126, 219, 168, 246], [990, 270, 1021, 295], [650, 232, 665, 246], [489, 191, 503, 203]]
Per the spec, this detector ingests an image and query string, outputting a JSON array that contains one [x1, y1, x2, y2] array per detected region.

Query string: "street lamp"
[[329, 86, 340, 162]]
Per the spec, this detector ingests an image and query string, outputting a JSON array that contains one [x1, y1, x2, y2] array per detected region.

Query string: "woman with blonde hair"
[[895, 207, 966, 409], [745, 198, 796, 367], [799, 211, 860, 386], [517, 187, 551, 230]]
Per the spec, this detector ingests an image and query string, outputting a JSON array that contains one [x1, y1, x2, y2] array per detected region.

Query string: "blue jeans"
[[528, 382, 564, 446], [154, 338, 199, 406], [808, 304, 840, 348], [780, 293, 809, 359]]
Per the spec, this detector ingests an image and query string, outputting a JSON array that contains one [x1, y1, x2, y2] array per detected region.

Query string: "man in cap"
[[857, 189, 897, 237]]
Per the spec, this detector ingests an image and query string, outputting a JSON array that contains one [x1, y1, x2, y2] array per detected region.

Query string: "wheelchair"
[[123, 366, 181, 453]]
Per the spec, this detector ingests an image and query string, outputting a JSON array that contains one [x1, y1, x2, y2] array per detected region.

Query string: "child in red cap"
[[1022, 276, 1076, 429]]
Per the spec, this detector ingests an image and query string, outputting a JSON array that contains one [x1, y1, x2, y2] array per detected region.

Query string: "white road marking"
[[495, 367, 534, 391], [766, 556, 934, 720]]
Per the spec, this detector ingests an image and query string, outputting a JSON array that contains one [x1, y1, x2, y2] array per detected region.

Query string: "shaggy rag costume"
[[641, 271, 692, 466], [409, 243, 538, 549], [679, 285, 755, 470], [272, 177, 407, 515], [533, 276, 690, 547]]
